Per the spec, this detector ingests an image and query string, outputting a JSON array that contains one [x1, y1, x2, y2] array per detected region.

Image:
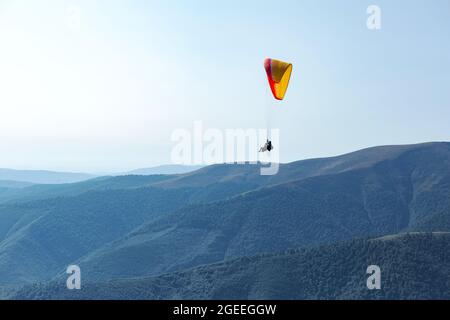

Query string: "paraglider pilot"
[[259, 139, 273, 152]]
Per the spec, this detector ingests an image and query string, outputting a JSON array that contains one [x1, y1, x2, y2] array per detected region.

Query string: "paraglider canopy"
[[264, 58, 293, 100]]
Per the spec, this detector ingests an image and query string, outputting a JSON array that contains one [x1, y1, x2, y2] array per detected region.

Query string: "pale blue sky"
[[0, 0, 449, 172]]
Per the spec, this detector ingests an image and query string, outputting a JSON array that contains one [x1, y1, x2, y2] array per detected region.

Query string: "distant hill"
[[0, 180, 34, 198], [0, 181, 34, 189], [0, 165, 201, 205], [0, 175, 172, 205], [124, 165, 204, 175], [11, 233, 450, 300], [0, 169, 95, 184]]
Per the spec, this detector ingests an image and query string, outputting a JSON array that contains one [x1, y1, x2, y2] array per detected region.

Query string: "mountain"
[[0, 181, 34, 189], [0, 169, 95, 184], [0, 142, 449, 294], [73, 142, 450, 281], [0, 175, 172, 205], [11, 233, 450, 300], [124, 165, 204, 175]]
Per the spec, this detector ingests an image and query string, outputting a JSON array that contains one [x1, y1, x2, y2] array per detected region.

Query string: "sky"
[[0, 0, 449, 173]]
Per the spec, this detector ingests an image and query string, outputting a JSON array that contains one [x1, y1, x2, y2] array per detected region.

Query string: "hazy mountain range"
[[123, 165, 204, 176], [0, 169, 94, 185], [0, 165, 204, 185], [1, 142, 450, 299]]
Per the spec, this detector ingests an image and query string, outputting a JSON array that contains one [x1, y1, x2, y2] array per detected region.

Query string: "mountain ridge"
[[0, 168, 95, 184]]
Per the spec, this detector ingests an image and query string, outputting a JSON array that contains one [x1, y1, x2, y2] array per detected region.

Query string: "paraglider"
[[260, 58, 293, 152]]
